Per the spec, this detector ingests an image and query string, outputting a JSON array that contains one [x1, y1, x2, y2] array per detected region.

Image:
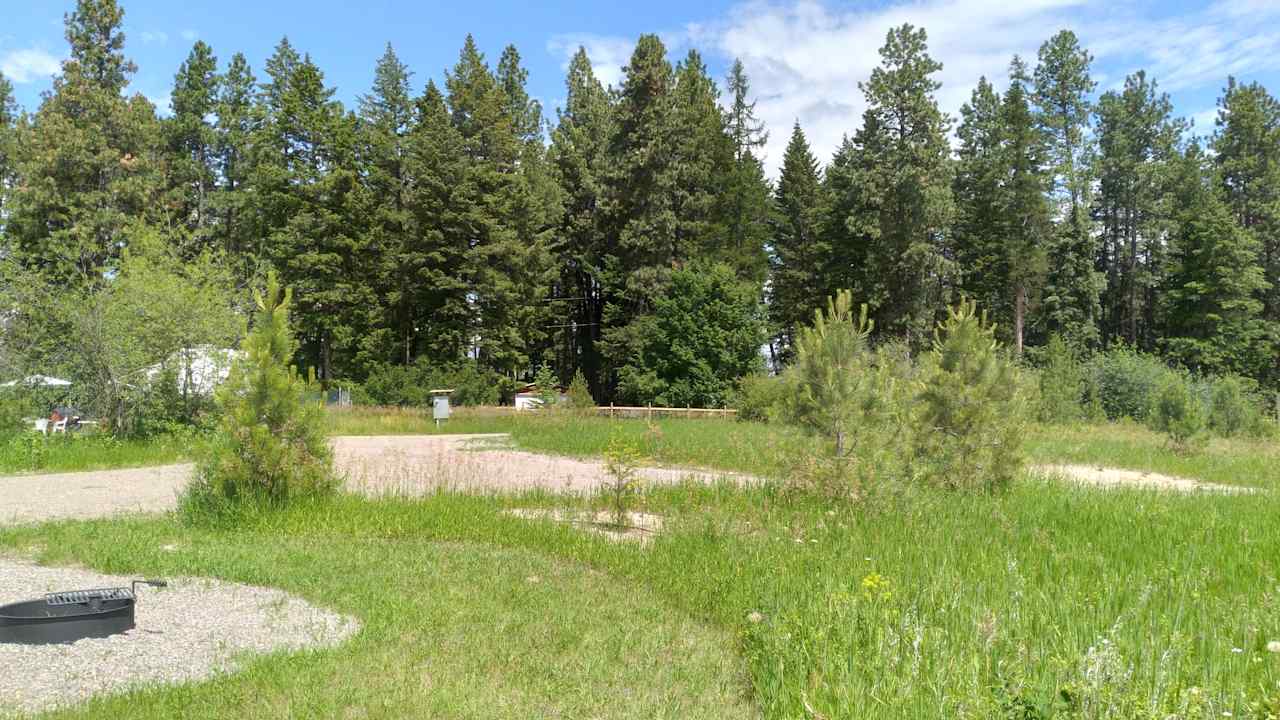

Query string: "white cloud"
[[564, 0, 1279, 176], [180, 29, 199, 43], [547, 33, 636, 89], [140, 30, 169, 45], [702, 0, 1095, 172], [0, 47, 61, 83]]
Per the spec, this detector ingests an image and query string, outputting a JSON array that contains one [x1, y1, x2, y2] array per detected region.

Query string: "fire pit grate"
[[0, 579, 165, 645], [46, 587, 135, 606]]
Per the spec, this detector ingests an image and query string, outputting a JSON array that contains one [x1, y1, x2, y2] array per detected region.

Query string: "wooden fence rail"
[[596, 404, 737, 420]]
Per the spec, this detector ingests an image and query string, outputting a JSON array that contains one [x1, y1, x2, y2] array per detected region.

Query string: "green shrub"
[[184, 272, 334, 517], [566, 369, 595, 411], [1084, 347, 1169, 421], [1035, 335, 1085, 423], [1206, 374, 1263, 437], [733, 373, 790, 423], [360, 360, 501, 407], [1148, 372, 1206, 451], [912, 300, 1026, 492]]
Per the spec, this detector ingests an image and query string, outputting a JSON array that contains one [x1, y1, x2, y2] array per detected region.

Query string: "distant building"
[[513, 383, 567, 411], [144, 347, 241, 396]]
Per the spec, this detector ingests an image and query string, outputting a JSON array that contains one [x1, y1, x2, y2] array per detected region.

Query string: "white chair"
[[51, 418, 68, 434], [33, 418, 49, 435]]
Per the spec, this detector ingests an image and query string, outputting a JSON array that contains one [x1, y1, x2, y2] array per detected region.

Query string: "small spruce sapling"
[[566, 369, 595, 411], [533, 363, 559, 410]]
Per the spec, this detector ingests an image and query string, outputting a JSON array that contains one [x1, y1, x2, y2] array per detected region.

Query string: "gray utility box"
[[429, 389, 454, 427]]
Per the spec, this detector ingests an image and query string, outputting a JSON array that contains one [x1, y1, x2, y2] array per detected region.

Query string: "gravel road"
[[0, 558, 358, 717]]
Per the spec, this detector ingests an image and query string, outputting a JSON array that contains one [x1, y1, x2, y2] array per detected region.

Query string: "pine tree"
[[843, 24, 954, 343], [671, 50, 733, 268], [769, 121, 828, 361], [253, 39, 369, 380], [1161, 144, 1272, 378], [211, 52, 257, 279], [190, 271, 334, 510], [1094, 70, 1185, 349], [6, 0, 163, 286], [952, 77, 1007, 327], [358, 44, 415, 366], [0, 71, 16, 233], [1213, 77, 1280, 332], [548, 47, 613, 395], [1034, 30, 1103, 348], [721, 59, 771, 284], [599, 34, 680, 396], [166, 40, 221, 255], [405, 81, 472, 364], [447, 36, 555, 378], [496, 45, 543, 146], [999, 57, 1052, 355]]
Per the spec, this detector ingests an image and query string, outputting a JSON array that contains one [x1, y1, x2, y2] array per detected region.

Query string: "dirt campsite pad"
[[334, 434, 757, 496], [1034, 463, 1254, 494], [0, 435, 754, 526]]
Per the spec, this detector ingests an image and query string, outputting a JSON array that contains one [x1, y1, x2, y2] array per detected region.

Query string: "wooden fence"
[[596, 404, 737, 420]]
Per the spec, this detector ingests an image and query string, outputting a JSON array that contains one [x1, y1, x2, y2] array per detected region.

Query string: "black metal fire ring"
[[0, 579, 167, 645]]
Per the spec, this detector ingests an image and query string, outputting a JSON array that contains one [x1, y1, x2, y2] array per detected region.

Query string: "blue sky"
[[3, 0, 1279, 174]]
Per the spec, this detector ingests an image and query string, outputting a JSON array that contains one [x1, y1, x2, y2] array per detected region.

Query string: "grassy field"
[[3, 473, 1278, 718], [4, 408, 1279, 716], [0, 432, 192, 476], [7, 406, 1275, 491]]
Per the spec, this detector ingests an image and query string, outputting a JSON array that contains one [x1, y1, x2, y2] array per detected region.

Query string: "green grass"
[[1, 506, 753, 720], [3, 476, 1279, 718], [1025, 420, 1280, 489], [0, 432, 192, 476]]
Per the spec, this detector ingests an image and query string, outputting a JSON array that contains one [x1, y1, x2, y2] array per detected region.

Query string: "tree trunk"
[[1014, 284, 1026, 357]]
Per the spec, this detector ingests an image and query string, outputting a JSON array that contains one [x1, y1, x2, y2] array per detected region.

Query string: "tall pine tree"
[[1093, 70, 1185, 349], [165, 40, 221, 256], [548, 47, 613, 395], [358, 44, 416, 367], [211, 52, 257, 280], [1034, 30, 1103, 348], [1161, 143, 1272, 378], [840, 24, 954, 343], [6, 0, 163, 285], [769, 121, 828, 362], [721, 59, 771, 284], [1214, 78, 1280, 335]]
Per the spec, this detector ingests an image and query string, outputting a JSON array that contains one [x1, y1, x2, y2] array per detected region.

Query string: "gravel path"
[[0, 464, 194, 526], [0, 558, 358, 717]]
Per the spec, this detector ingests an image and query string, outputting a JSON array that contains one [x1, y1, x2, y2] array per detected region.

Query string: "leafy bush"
[[1084, 347, 1170, 421], [733, 373, 790, 423], [1206, 374, 1264, 437], [360, 360, 501, 407], [1148, 372, 1206, 451], [532, 363, 560, 409], [184, 273, 334, 516], [912, 301, 1026, 492]]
